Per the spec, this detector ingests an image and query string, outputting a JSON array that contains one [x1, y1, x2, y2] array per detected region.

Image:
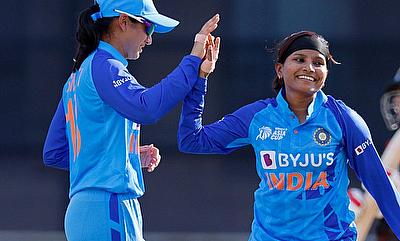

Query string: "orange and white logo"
[[354, 139, 372, 156]]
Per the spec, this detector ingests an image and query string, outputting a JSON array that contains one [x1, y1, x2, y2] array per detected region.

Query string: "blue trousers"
[[65, 189, 144, 241]]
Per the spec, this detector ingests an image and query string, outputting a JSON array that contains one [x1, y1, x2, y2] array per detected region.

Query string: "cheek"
[[318, 70, 328, 82]]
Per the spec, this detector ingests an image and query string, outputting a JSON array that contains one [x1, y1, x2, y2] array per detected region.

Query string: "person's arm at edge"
[[43, 100, 69, 171], [330, 98, 400, 238]]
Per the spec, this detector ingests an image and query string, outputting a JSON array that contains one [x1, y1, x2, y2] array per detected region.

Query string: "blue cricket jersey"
[[43, 41, 202, 198], [178, 79, 400, 240]]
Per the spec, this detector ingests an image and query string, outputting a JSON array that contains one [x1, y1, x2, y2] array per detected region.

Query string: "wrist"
[[199, 70, 209, 79]]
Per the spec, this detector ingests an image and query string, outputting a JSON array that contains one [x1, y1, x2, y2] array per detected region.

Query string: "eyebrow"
[[292, 53, 325, 61]]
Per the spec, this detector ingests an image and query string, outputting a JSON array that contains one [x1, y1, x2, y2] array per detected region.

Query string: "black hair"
[[384, 82, 400, 93], [270, 31, 339, 93], [72, 4, 115, 72]]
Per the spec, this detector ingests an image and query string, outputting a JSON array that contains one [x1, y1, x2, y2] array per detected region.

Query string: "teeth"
[[298, 75, 315, 81]]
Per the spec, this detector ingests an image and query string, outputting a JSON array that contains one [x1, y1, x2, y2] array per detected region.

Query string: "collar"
[[98, 41, 128, 67], [276, 89, 328, 119]]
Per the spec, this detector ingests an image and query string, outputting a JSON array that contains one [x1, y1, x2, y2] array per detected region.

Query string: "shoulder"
[[91, 50, 133, 84], [234, 98, 276, 115], [325, 95, 371, 136], [227, 98, 276, 128], [92, 50, 124, 70]]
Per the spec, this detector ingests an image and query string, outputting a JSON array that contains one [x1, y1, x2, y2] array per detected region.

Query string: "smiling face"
[[124, 18, 152, 60], [275, 49, 328, 97]]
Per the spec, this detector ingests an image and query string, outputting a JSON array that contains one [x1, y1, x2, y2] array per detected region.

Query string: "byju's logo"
[[113, 69, 134, 88], [354, 139, 372, 156], [260, 151, 277, 169]]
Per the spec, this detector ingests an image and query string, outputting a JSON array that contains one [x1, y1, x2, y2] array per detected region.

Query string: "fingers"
[[206, 45, 212, 61], [200, 35, 221, 75], [199, 14, 220, 35], [147, 145, 161, 172], [147, 153, 161, 172], [190, 14, 220, 62], [214, 37, 220, 59], [204, 35, 220, 61]]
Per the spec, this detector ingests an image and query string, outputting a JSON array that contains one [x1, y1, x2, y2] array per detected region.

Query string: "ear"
[[117, 14, 130, 32], [275, 63, 283, 79]]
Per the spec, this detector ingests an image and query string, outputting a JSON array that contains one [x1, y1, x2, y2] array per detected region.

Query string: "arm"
[[93, 56, 202, 124], [355, 129, 400, 241], [330, 99, 400, 238], [43, 100, 69, 170], [93, 15, 221, 125], [178, 77, 269, 154]]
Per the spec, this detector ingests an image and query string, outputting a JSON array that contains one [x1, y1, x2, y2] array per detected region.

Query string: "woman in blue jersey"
[[178, 31, 400, 240], [42, 0, 220, 240]]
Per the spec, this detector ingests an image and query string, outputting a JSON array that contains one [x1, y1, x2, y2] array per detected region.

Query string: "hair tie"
[[91, 12, 103, 22]]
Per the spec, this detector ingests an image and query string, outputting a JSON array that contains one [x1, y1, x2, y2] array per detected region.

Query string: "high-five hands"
[[191, 14, 221, 78], [140, 144, 161, 172]]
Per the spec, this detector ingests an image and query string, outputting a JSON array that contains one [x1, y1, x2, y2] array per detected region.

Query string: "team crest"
[[313, 128, 331, 146]]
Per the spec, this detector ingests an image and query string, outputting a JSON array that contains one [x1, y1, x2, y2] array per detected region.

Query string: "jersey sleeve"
[[42, 100, 69, 170], [178, 78, 268, 154], [92, 54, 202, 124], [327, 97, 400, 237]]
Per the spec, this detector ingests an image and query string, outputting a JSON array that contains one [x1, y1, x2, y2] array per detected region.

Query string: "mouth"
[[297, 75, 316, 82]]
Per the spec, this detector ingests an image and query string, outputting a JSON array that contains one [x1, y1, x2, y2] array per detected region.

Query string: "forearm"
[[43, 100, 70, 170]]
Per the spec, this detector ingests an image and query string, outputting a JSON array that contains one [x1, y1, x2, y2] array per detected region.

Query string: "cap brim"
[[142, 14, 179, 33], [116, 10, 179, 33]]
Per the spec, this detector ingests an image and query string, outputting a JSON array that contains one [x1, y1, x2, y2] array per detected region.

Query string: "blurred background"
[[1, 0, 399, 240]]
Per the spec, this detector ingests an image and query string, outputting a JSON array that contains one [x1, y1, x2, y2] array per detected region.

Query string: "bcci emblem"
[[313, 128, 331, 146]]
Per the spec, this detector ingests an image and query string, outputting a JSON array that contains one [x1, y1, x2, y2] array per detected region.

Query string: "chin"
[[127, 52, 140, 60]]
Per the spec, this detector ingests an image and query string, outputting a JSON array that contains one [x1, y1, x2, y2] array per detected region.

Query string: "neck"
[[102, 34, 127, 58], [284, 90, 316, 123]]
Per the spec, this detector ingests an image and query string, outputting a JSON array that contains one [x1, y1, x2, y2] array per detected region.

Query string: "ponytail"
[[272, 77, 284, 93], [72, 4, 114, 72]]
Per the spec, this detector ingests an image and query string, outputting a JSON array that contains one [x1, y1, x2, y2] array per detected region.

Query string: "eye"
[[294, 57, 304, 63], [313, 61, 324, 66]]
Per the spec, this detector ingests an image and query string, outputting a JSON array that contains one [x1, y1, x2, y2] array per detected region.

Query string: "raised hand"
[[199, 34, 220, 78], [140, 144, 161, 172], [190, 14, 220, 60]]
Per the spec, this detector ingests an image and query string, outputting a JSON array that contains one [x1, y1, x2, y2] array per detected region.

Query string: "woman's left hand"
[[139, 144, 161, 172], [199, 34, 220, 78]]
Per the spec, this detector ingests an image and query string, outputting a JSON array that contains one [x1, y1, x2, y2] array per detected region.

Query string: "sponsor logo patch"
[[113, 69, 134, 88], [354, 139, 372, 156], [260, 151, 277, 169]]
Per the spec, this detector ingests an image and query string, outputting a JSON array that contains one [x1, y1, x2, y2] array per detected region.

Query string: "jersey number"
[[66, 73, 81, 162]]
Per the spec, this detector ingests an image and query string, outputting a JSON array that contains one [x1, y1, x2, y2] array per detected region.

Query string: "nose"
[[303, 62, 315, 72], [145, 35, 152, 45]]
